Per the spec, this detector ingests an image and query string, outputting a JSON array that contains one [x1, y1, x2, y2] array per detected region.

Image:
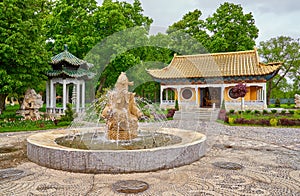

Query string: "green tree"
[[258, 36, 300, 104], [206, 2, 259, 52], [0, 0, 50, 111], [44, 0, 99, 58], [167, 9, 210, 49]]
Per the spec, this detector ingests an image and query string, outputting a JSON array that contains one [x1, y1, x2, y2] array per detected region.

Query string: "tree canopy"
[[258, 36, 300, 102], [167, 2, 259, 53], [0, 0, 51, 111], [3, 0, 299, 110]]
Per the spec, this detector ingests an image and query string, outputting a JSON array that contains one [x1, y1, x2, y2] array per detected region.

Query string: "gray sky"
[[97, 0, 300, 44]]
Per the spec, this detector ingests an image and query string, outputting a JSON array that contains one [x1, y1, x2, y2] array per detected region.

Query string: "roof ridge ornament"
[[64, 44, 68, 51]]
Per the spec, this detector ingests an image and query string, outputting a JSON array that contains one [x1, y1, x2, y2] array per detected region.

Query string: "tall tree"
[[89, 0, 153, 92], [206, 2, 259, 52], [258, 36, 300, 104], [258, 36, 300, 103], [167, 9, 210, 50], [167, 3, 258, 53], [0, 0, 50, 111], [44, 0, 99, 58]]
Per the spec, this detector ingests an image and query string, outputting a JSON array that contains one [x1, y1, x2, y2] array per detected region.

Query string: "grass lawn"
[[268, 103, 296, 109]]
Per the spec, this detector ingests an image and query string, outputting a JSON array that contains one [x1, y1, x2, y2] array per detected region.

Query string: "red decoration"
[[231, 83, 248, 98]]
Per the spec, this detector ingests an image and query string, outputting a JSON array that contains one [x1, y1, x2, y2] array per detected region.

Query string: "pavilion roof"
[[147, 49, 281, 79], [50, 45, 93, 68], [46, 68, 95, 79], [47, 45, 94, 79]]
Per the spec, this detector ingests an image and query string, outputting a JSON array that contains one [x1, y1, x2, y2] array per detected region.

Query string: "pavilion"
[[147, 49, 281, 110], [45, 45, 94, 114]]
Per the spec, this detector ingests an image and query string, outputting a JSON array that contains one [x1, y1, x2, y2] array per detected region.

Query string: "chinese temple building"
[[45, 45, 94, 114], [147, 49, 281, 110]]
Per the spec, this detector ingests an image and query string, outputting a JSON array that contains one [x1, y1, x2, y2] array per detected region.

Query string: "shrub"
[[224, 116, 229, 123], [228, 117, 235, 125], [221, 99, 225, 110], [289, 110, 295, 114], [175, 99, 179, 111], [281, 110, 286, 114], [60, 103, 74, 122], [245, 110, 252, 114], [287, 100, 291, 106], [270, 118, 278, 126], [254, 110, 260, 114], [248, 119, 256, 124], [234, 118, 245, 124], [275, 98, 281, 107], [218, 109, 226, 121], [258, 119, 270, 126], [166, 109, 176, 118], [263, 110, 268, 114], [229, 109, 235, 114], [271, 109, 277, 114]]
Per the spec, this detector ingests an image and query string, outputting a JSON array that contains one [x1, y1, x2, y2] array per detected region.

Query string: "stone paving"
[[0, 121, 299, 195]]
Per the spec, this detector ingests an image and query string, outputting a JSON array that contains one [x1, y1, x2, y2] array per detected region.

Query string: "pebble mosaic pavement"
[[0, 121, 299, 196]]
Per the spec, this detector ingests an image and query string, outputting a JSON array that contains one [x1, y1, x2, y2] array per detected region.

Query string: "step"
[[173, 109, 220, 121]]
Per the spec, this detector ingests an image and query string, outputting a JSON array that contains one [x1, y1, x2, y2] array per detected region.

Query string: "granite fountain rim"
[[27, 127, 206, 152]]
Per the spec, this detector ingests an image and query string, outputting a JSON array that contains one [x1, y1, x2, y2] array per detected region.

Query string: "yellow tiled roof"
[[147, 49, 281, 79]]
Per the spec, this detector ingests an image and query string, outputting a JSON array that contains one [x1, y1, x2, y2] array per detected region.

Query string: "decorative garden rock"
[[17, 89, 43, 120]]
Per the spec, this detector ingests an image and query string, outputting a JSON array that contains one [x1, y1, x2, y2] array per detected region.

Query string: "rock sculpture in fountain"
[[102, 72, 143, 140], [17, 89, 43, 120]]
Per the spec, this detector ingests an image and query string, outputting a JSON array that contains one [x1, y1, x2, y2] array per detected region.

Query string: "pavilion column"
[[165, 88, 168, 101], [66, 85, 70, 104], [62, 79, 67, 111], [50, 80, 54, 113], [53, 84, 57, 113], [46, 81, 49, 108], [81, 81, 85, 110], [176, 87, 181, 105], [195, 86, 199, 107], [220, 85, 224, 106], [160, 86, 164, 105], [263, 83, 267, 109], [76, 82, 80, 113]]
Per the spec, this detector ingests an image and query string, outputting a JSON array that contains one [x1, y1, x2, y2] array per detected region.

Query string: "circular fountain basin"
[[27, 128, 206, 173]]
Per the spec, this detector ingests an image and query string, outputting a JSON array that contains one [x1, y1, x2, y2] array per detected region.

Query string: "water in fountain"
[[56, 72, 181, 150]]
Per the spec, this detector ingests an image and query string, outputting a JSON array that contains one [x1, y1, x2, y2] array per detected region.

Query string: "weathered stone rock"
[[102, 72, 142, 140], [17, 89, 43, 120]]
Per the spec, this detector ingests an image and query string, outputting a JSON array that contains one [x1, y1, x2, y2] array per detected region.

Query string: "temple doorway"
[[200, 87, 221, 108]]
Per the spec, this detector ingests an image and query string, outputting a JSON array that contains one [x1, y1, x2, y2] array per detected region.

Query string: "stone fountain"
[[27, 73, 207, 173]]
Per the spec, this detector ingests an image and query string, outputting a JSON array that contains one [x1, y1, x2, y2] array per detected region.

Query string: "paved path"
[[0, 121, 299, 195]]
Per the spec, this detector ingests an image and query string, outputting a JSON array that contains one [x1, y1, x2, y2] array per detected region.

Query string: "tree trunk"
[[0, 94, 8, 113], [97, 76, 107, 93]]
